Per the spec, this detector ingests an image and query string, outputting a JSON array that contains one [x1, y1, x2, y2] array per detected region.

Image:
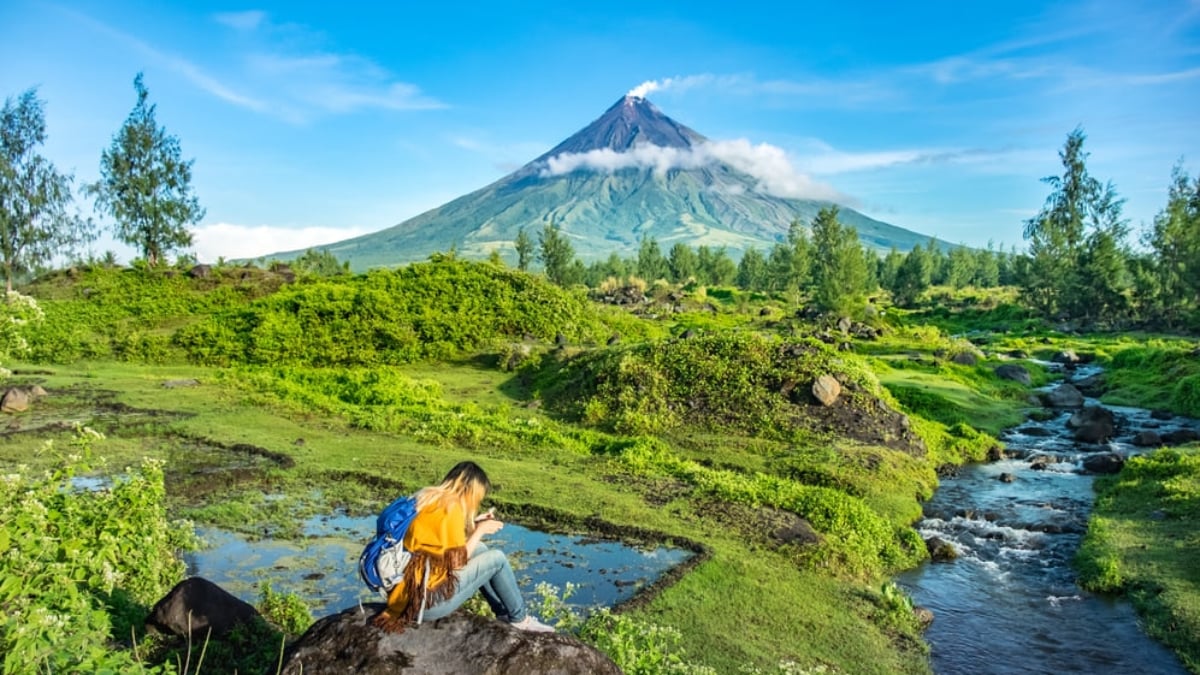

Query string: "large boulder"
[[1132, 430, 1162, 447], [1082, 453, 1125, 475], [281, 606, 620, 675], [1068, 406, 1117, 443], [951, 351, 979, 366], [146, 577, 262, 640], [1, 388, 31, 413], [994, 364, 1032, 386], [1162, 429, 1200, 445], [1043, 384, 1084, 408]]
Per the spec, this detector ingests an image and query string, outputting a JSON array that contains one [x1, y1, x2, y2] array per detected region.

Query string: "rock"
[[1052, 350, 1080, 365], [606, 334, 620, 346], [1016, 426, 1054, 437], [188, 264, 213, 279], [555, 333, 567, 347], [1132, 430, 1162, 447], [998, 472, 1016, 483], [771, 512, 821, 545], [994, 364, 1032, 386], [1150, 409, 1175, 421], [29, 384, 48, 398], [1068, 406, 1116, 443], [987, 445, 1008, 462], [951, 351, 979, 366], [913, 606, 935, 630], [162, 378, 201, 389], [280, 606, 619, 675], [1, 388, 31, 413], [811, 375, 842, 406], [836, 316, 852, 333], [1007, 349, 1029, 359], [146, 577, 262, 640], [1043, 384, 1084, 408], [760, 307, 772, 316], [680, 329, 696, 340], [1162, 429, 1200, 445], [925, 536, 958, 561], [1082, 453, 1125, 475], [1071, 373, 1105, 396]]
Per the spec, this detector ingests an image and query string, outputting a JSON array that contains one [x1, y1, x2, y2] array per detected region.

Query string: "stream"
[[898, 363, 1195, 674]]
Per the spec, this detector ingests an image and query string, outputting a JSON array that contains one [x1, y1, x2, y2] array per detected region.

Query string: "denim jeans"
[[419, 544, 527, 622]]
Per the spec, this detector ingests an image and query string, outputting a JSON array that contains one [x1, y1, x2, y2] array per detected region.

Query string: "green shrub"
[[0, 431, 195, 672], [580, 609, 715, 675]]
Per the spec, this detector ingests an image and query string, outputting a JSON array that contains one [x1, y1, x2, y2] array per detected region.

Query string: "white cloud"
[[540, 141, 845, 201], [213, 10, 266, 31], [626, 73, 893, 106], [189, 223, 371, 262]]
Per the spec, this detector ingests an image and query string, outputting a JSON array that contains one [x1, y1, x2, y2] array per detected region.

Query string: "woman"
[[371, 461, 554, 633]]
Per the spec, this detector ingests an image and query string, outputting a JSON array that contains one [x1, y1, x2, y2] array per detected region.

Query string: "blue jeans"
[[419, 544, 527, 622]]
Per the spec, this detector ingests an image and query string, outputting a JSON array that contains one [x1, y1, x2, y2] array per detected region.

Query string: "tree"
[[1144, 163, 1200, 324], [537, 221, 576, 285], [809, 206, 868, 313], [890, 245, 931, 307], [667, 242, 697, 283], [292, 248, 348, 277], [735, 247, 768, 291], [878, 247, 904, 291], [90, 73, 204, 267], [696, 245, 736, 286], [514, 226, 534, 271], [636, 236, 669, 281], [945, 245, 976, 289], [0, 88, 95, 291]]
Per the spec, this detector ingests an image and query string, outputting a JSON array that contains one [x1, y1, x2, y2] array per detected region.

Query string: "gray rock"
[[998, 472, 1016, 483], [1043, 384, 1084, 408], [913, 606, 935, 630], [29, 384, 48, 398], [146, 577, 262, 640], [1162, 429, 1200, 445], [281, 606, 619, 675], [994, 364, 1032, 386], [1052, 350, 1080, 364], [1, 388, 31, 413], [1132, 430, 1162, 447], [188, 264, 213, 279], [811, 374, 842, 406], [951, 351, 979, 366], [1082, 453, 1125, 475], [925, 536, 958, 561], [162, 378, 201, 389], [1068, 406, 1116, 443]]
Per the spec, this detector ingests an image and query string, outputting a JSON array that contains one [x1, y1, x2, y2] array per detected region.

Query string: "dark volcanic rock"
[[1162, 429, 1200, 445], [1068, 406, 1117, 443], [994, 364, 1032, 386], [925, 536, 958, 561], [1132, 430, 1162, 447], [1043, 384, 1084, 408], [281, 606, 619, 675], [1082, 453, 1125, 475], [146, 577, 262, 640]]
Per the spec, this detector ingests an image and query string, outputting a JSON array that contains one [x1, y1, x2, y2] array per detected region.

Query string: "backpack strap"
[[416, 557, 431, 625]]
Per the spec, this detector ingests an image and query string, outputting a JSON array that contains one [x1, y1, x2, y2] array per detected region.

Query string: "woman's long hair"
[[414, 461, 490, 527]]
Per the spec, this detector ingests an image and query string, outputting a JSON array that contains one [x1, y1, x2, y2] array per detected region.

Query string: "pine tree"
[[668, 242, 697, 283], [537, 221, 576, 285], [735, 247, 767, 291], [809, 206, 867, 313], [514, 226, 534, 271], [0, 88, 95, 290]]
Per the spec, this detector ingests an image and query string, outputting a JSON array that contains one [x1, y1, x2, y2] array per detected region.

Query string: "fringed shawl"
[[371, 501, 469, 633]]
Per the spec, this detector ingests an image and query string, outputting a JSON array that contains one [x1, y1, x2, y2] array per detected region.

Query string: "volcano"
[[276, 96, 942, 271]]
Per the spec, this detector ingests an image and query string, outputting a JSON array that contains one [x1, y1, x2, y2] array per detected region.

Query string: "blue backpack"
[[358, 494, 419, 594]]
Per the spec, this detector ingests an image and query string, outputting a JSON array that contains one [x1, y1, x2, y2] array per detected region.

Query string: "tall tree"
[[809, 206, 867, 313], [735, 246, 768, 291], [636, 236, 669, 281], [890, 245, 931, 307], [0, 88, 94, 291], [1145, 163, 1200, 324], [696, 245, 736, 286], [667, 242, 697, 283], [514, 226, 534, 271], [1020, 128, 1101, 317], [537, 221, 576, 285], [878, 247, 904, 291], [90, 73, 203, 266], [945, 245, 976, 289]]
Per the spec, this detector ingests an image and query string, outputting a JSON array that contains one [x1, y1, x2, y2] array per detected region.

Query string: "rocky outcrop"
[[1082, 453, 1125, 475], [281, 606, 619, 675], [146, 577, 262, 640], [994, 364, 1032, 386]]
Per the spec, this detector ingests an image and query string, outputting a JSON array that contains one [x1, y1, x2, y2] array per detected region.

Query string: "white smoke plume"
[[541, 140, 845, 202], [626, 75, 716, 99]]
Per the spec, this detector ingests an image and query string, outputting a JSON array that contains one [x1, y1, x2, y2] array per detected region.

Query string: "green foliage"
[[257, 582, 313, 637], [0, 289, 43, 365], [580, 609, 716, 675], [539, 222, 578, 285], [0, 431, 195, 672], [89, 74, 203, 267], [1104, 341, 1200, 417], [1144, 163, 1200, 327], [809, 206, 869, 313], [291, 248, 348, 277], [178, 259, 618, 367], [542, 332, 887, 441], [0, 87, 95, 291]]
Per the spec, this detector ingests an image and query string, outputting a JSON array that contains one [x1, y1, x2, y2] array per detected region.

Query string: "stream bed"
[[898, 364, 1195, 674]]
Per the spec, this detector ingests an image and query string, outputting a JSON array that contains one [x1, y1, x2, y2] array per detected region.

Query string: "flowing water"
[[898, 364, 1194, 674], [186, 512, 693, 618]]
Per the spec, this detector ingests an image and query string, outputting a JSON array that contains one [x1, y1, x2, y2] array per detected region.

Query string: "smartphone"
[[474, 508, 496, 523]]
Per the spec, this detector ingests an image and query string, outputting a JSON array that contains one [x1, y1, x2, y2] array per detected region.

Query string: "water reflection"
[[186, 512, 691, 618]]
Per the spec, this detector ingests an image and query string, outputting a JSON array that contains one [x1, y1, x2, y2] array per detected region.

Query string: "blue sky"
[[2, 0, 1198, 262]]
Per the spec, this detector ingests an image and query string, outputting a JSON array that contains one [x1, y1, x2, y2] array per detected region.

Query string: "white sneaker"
[[510, 615, 555, 633]]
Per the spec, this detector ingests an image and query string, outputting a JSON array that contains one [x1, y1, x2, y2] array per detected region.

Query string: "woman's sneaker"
[[510, 615, 555, 633]]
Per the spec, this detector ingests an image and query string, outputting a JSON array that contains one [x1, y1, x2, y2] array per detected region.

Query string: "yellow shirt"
[[377, 499, 470, 628]]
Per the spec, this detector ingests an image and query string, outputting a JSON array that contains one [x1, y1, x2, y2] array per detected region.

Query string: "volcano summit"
[[275, 95, 941, 271]]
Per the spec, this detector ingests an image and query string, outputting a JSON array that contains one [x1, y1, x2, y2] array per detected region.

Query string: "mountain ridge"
[[268, 95, 948, 271]]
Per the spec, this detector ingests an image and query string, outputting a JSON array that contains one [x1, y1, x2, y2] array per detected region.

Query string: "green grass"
[[1076, 447, 1200, 673]]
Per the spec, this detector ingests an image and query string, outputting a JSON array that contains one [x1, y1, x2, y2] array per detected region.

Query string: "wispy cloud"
[[190, 223, 371, 262], [63, 7, 444, 122], [540, 141, 845, 202], [213, 10, 266, 32]]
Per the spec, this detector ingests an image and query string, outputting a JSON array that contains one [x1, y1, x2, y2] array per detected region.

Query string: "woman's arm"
[[466, 516, 503, 555]]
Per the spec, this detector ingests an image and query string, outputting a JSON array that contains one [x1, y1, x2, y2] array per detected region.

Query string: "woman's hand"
[[473, 518, 504, 536]]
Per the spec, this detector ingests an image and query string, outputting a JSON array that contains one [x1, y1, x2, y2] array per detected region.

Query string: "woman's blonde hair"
[[415, 461, 490, 526]]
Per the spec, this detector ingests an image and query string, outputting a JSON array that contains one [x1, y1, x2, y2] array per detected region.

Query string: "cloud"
[[189, 223, 371, 262], [626, 73, 895, 107], [540, 140, 845, 201], [213, 10, 266, 31], [627, 75, 724, 98]]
